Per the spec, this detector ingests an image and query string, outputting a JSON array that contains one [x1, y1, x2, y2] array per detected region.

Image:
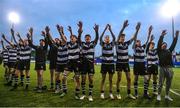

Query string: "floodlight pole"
[[172, 16, 175, 38], [171, 16, 176, 63]]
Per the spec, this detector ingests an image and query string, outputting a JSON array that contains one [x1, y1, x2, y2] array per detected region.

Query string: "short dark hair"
[[150, 42, 155, 45], [55, 38, 59, 40], [85, 34, 91, 38], [121, 34, 125, 37], [162, 42, 167, 46], [39, 39, 45, 42], [136, 40, 140, 42], [70, 35, 77, 39]]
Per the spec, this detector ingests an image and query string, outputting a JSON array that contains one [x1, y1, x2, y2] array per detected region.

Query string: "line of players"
[[0, 20, 179, 102]]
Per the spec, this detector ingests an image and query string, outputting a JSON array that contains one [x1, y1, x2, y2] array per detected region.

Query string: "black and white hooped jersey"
[[8, 47, 18, 63], [57, 44, 68, 64], [67, 42, 80, 61], [116, 40, 133, 63], [101, 42, 115, 64], [81, 41, 96, 62], [18, 45, 32, 61], [147, 49, 158, 65], [134, 45, 146, 63], [2, 49, 9, 63]]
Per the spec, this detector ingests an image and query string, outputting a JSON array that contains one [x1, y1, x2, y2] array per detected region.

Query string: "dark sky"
[[1, 0, 180, 56]]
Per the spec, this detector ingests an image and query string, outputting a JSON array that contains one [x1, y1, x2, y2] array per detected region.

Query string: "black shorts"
[[116, 63, 130, 72], [8, 62, 16, 68], [56, 64, 67, 73], [101, 64, 115, 74], [133, 62, 147, 75], [17, 61, 30, 70], [66, 60, 79, 74], [147, 64, 158, 75], [81, 59, 95, 75], [78, 61, 84, 73], [49, 60, 56, 70], [3, 63, 8, 67], [35, 62, 46, 70]]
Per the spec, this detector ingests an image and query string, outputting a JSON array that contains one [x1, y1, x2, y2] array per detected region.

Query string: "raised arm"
[[44, 35, 48, 50], [146, 34, 154, 53], [10, 28, 18, 45], [41, 27, 50, 50], [27, 33, 37, 49], [100, 24, 108, 46], [144, 25, 153, 47], [169, 30, 179, 52], [1, 40, 5, 50], [57, 24, 67, 43], [68, 26, 73, 36], [2, 34, 14, 47], [117, 20, 129, 42], [157, 30, 167, 51], [45, 26, 55, 45], [28, 27, 33, 41], [93, 24, 99, 45], [108, 24, 115, 44], [77, 21, 83, 44], [16, 32, 23, 42], [132, 22, 141, 49]]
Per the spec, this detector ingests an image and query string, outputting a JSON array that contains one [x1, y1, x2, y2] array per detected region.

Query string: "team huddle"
[[0, 20, 179, 102]]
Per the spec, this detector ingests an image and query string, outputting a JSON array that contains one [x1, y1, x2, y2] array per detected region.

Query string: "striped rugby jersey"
[[81, 41, 96, 62], [8, 46, 18, 63], [134, 45, 146, 63], [67, 41, 80, 61], [56, 44, 68, 64], [116, 39, 133, 63], [18, 45, 32, 61], [147, 49, 158, 65], [101, 42, 115, 64], [2, 49, 9, 64]]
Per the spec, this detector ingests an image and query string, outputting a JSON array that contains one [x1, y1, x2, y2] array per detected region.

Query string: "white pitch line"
[[112, 84, 180, 96], [149, 79, 180, 97], [169, 89, 180, 96]]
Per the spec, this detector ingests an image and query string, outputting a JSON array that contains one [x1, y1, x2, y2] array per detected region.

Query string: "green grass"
[[0, 63, 180, 107]]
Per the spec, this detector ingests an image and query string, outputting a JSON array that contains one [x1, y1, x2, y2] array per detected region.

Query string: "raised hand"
[[161, 30, 167, 36], [136, 22, 141, 31], [77, 21, 83, 29], [67, 26, 72, 32], [29, 27, 33, 36], [41, 31, 46, 37], [123, 20, 129, 28], [175, 30, 179, 37], [105, 24, 109, 30], [45, 26, 50, 33], [148, 25, 153, 35], [26, 33, 31, 39], [108, 24, 112, 31], [93, 24, 99, 32], [16, 32, 21, 37], [150, 34, 154, 41], [0, 40, 3, 46], [78, 21, 83, 33], [56, 24, 61, 31], [2, 34, 6, 39], [10, 28, 15, 35], [60, 26, 64, 33]]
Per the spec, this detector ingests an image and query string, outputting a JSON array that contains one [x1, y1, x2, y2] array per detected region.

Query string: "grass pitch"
[[0, 63, 180, 107]]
